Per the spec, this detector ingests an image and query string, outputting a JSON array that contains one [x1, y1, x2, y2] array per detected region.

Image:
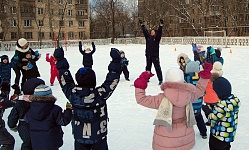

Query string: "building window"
[[10, 7, 16, 14], [69, 21, 73, 27], [38, 0, 43, 2], [59, 9, 64, 15], [51, 9, 54, 15], [78, 10, 84, 16], [24, 20, 32, 27], [79, 31, 85, 39], [60, 32, 64, 38], [52, 20, 55, 27], [192, 19, 194, 23], [11, 32, 17, 39], [68, 32, 74, 38], [59, 20, 64, 27], [78, 20, 85, 27], [59, 0, 63, 4], [38, 20, 44, 26], [38, 8, 43, 15], [1, 5, 6, 12], [10, 19, 17, 27], [24, 32, 33, 39], [68, 10, 73, 16], [39, 32, 44, 38], [198, 18, 202, 24], [68, 0, 72, 4]]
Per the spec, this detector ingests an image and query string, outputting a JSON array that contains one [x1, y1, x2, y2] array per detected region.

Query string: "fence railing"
[[1, 36, 249, 51]]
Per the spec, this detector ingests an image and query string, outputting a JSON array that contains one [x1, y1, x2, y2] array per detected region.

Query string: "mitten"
[[27, 63, 33, 69], [139, 19, 144, 26], [10, 126, 18, 132], [199, 62, 212, 79], [134, 71, 154, 89], [35, 50, 39, 56], [192, 43, 197, 52], [160, 19, 163, 26], [0, 101, 6, 109], [92, 42, 95, 49], [54, 47, 65, 61], [66, 102, 72, 109], [56, 58, 69, 70]]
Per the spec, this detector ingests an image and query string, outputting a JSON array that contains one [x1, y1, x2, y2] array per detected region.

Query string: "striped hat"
[[34, 84, 52, 96]]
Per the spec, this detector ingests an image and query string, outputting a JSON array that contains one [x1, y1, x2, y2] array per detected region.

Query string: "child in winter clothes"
[[120, 50, 130, 81], [79, 41, 96, 68], [8, 78, 45, 150], [202, 61, 223, 126], [0, 55, 12, 100], [215, 47, 224, 65], [177, 53, 190, 76], [25, 84, 72, 150], [46, 53, 60, 86], [0, 76, 15, 150], [134, 62, 212, 150], [54, 47, 121, 150], [192, 43, 205, 65], [11, 38, 41, 100], [185, 61, 207, 139], [202, 76, 240, 150]]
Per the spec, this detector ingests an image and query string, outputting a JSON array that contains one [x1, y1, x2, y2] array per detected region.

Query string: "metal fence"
[[1, 36, 249, 51]]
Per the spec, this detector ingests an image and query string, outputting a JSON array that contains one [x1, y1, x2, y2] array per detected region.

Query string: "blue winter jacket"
[[25, 95, 72, 150], [142, 25, 162, 57], [120, 57, 129, 68], [0, 62, 12, 82], [56, 48, 121, 144], [184, 72, 203, 115]]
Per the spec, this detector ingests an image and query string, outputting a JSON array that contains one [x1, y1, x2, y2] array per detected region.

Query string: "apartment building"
[[0, 0, 90, 41]]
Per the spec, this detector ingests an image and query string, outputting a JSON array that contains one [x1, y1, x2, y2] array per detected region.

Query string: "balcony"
[[75, 4, 88, 9], [21, 13, 35, 18], [76, 15, 88, 19]]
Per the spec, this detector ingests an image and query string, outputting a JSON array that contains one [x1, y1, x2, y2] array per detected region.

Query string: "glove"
[[66, 102, 72, 109], [54, 47, 65, 61], [160, 19, 163, 26], [56, 58, 69, 70], [27, 63, 33, 69], [10, 126, 18, 132], [134, 71, 154, 89], [199, 62, 212, 79], [192, 43, 197, 52], [46, 53, 49, 56], [22, 65, 31, 70], [35, 50, 39, 56]]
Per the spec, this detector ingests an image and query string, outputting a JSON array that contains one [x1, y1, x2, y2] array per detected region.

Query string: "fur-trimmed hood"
[[161, 82, 195, 107], [210, 72, 220, 82], [29, 95, 57, 121], [177, 53, 190, 66], [29, 94, 57, 102]]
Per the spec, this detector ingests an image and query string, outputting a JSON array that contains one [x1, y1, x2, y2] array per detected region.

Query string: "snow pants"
[[145, 56, 163, 82]]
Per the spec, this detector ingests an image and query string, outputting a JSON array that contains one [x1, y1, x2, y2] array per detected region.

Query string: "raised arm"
[[139, 20, 150, 39], [79, 41, 85, 55], [155, 20, 163, 42], [96, 48, 121, 100], [45, 53, 51, 62], [91, 42, 96, 54], [54, 106, 72, 126]]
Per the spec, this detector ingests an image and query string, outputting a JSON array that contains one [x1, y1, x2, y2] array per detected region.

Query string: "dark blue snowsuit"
[[54, 47, 121, 150], [79, 42, 96, 68]]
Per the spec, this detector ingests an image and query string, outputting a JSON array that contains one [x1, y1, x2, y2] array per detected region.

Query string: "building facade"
[[138, 0, 249, 37], [0, 0, 90, 41]]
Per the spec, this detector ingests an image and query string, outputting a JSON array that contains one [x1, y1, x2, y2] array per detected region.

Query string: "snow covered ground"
[[1, 43, 248, 150]]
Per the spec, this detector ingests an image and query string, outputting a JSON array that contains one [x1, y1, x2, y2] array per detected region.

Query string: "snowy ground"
[[1, 44, 248, 150]]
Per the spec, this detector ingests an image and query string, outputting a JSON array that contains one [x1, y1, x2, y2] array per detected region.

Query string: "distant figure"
[[46, 53, 60, 86], [139, 19, 163, 85], [120, 50, 130, 81], [79, 41, 96, 68]]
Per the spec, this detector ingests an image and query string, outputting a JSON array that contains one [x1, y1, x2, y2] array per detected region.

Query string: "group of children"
[[0, 38, 131, 150]]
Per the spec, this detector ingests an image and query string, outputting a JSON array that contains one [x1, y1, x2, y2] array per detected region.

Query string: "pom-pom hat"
[[75, 68, 96, 88]]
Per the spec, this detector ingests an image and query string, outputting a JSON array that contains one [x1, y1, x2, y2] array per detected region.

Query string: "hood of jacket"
[[161, 82, 195, 107], [177, 53, 190, 66], [29, 95, 56, 121]]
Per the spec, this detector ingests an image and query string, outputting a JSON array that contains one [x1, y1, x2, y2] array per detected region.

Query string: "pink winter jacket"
[[135, 78, 209, 150]]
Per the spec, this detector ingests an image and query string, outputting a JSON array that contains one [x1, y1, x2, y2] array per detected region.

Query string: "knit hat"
[[165, 67, 184, 83], [185, 61, 200, 74], [197, 45, 204, 53], [23, 78, 45, 95], [34, 84, 52, 96], [1, 55, 9, 62], [16, 38, 29, 52], [75, 68, 96, 88], [211, 61, 223, 77], [120, 50, 125, 54], [84, 44, 91, 50], [213, 77, 231, 99]]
